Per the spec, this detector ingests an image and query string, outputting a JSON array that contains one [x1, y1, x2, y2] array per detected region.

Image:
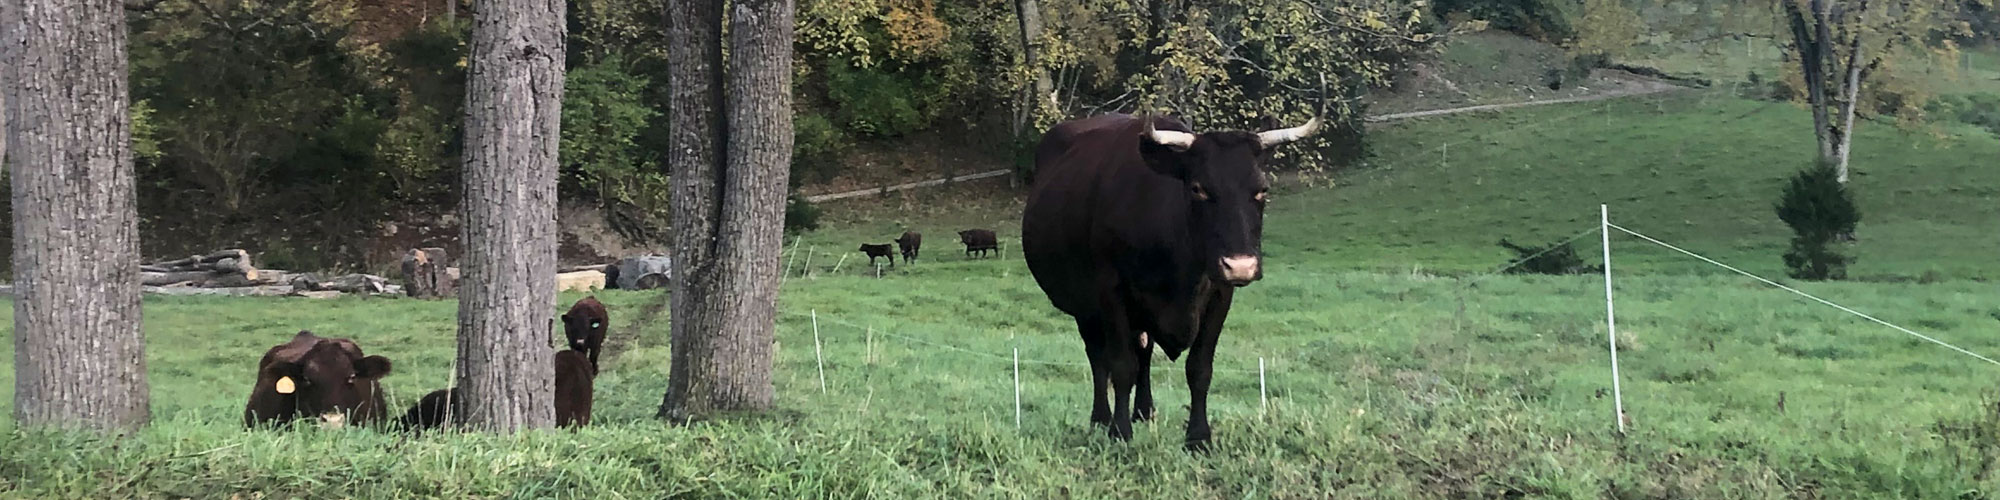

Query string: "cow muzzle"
[[317, 411, 347, 429], [1219, 255, 1260, 286]]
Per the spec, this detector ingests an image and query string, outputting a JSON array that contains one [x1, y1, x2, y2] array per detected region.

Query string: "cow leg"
[[1185, 291, 1233, 451], [1076, 317, 1111, 425], [1105, 337, 1139, 441], [1133, 339, 1156, 421]]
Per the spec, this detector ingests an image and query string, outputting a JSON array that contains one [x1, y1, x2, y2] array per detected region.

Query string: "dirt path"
[[806, 75, 1684, 203]]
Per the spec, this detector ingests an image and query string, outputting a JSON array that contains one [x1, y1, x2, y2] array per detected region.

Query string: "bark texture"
[[3, 0, 150, 431], [1785, 0, 1872, 183], [1011, 0, 1050, 136], [456, 0, 564, 431], [659, 0, 792, 421]]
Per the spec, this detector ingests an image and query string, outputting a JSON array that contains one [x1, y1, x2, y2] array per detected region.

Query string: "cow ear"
[[353, 355, 393, 378], [1139, 139, 1190, 180]]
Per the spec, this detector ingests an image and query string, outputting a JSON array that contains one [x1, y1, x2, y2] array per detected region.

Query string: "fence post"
[[1601, 204, 1627, 434], [1013, 347, 1022, 429], [812, 310, 827, 395], [1259, 357, 1268, 416]]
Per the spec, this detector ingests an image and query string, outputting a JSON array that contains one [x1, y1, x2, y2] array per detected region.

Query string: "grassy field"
[[4, 90, 1999, 498]]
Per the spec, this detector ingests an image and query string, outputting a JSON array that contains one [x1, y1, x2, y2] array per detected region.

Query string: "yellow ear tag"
[[275, 376, 296, 394]]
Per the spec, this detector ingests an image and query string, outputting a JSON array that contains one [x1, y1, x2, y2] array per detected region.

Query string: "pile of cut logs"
[[139, 249, 399, 298]]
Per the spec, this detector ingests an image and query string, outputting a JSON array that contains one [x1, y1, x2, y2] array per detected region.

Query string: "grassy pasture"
[[3, 92, 1999, 498]]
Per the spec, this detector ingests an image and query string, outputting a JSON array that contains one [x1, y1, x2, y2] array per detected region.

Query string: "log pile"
[[128, 248, 402, 299], [140, 249, 262, 287]]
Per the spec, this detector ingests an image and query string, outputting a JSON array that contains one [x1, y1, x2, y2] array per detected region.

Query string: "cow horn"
[[1256, 117, 1322, 147], [1142, 118, 1196, 151]]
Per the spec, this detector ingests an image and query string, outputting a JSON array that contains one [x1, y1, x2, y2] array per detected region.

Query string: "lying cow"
[[858, 243, 896, 267], [897, 231, 922, 263], [958, 229, 999, 258], [395, 350, 595, 430], [561, 296, 609, 366], [244, 330, 395, 428]]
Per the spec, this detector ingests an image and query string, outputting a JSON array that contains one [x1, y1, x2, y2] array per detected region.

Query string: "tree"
[[454, 0, 565, 431], [1012, 0, 1052, 138], [1775, 161, 1860, 280], [3, 0, 150, 430], [658, 0, 793, 421], [1781, 0, 1966, 183]]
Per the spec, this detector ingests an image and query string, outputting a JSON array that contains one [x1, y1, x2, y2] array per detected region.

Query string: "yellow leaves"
[[883, 0, 949, 62]]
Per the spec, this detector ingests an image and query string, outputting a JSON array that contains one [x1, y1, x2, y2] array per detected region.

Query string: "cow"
[[1020, 112, 1320, 450], [243, 330, 395, 429], [896, 231, 923, 263], [396, 350, 596, 431], [858, 243, 896, 267], [561, 296, 609, 366], [957, 229, 999, 258]]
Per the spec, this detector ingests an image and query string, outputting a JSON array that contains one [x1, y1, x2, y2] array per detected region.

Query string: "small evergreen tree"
[[1775, 161, 1861, 280], [1497, 238, 1600, 275]]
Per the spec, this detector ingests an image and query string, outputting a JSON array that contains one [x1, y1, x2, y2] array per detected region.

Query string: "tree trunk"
[[1833, 36, 1864, 183], [455, 0, 563, 432], [1011, 0, 1050, 137], [659, 0, 791, 421], [3, 0, 150, 431]]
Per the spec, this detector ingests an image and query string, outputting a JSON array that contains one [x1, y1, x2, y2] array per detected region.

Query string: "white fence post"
[[1259, 357, 1268, 416], [1013, 347, 1022, 429], [1601, 204, 1627, 434], [812, 310, 827, 394]]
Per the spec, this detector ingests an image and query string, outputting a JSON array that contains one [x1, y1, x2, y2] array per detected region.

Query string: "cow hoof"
[[1184, 424, 1212, 452], [1090, 409, 1111, 426]]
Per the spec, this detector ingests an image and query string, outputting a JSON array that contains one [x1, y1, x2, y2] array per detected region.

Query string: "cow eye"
[[1190, 183, 1210, 201]]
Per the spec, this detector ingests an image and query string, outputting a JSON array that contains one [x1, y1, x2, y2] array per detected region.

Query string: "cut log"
[[401, 247, 455, 299], [557, 270, 605, 293], [141, 271, 219, 287], [297, 273, 391, 294]]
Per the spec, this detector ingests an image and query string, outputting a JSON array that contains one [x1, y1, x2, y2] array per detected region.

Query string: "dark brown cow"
[[957, 229, 998, 258], [858, 243, 896, 267], [1021, 112, 1319, 450], [561, 296, 609, 366], [244, 330, 395, 428], [396, 350, 596, 431], [554, 349, 595, 427], [896, 231, 923, 263]]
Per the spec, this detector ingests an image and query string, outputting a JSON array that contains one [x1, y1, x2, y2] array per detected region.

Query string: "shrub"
[[825, 64, 933, 138], [1433, 0, 1575, 42], [792, 112, 850, 185], [561, 55, 664, 214], [1775, 161, 1860, 280], [785, 192, 823, 234], [1497, 238, 1601, 275]]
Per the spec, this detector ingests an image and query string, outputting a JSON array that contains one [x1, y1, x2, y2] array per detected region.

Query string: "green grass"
[[4, 93, 2000, 498]]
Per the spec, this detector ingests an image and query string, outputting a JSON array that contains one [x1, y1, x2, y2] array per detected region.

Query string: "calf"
[[958, 229, 999, 258], [896, 231, 922, 263], [858, 243, 896, 267], [244, 330, 395, 428], [561, 296, 609, 366], [396, 350, 596, 431]]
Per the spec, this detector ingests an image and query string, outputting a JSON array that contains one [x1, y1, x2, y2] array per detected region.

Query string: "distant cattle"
[[1021, 112, 1319, 449], [858, 243, 896, 267], [396, 350, 596, 431], [244, 330, 395, 428], [897, 231, 923, 263], [957, 229, 998, 258], [602, 262, 621, 290], [562, 296, 609, 366]]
